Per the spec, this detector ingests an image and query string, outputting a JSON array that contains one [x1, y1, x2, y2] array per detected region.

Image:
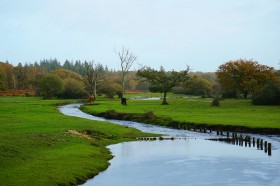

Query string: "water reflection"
[[84, 140, 280, 186]]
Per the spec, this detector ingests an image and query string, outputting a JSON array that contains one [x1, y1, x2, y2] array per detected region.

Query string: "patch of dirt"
[[66, 130, 95, 141]]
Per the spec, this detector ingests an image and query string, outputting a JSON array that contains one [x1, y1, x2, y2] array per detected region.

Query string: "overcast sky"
[[1, 0, 280, 72]]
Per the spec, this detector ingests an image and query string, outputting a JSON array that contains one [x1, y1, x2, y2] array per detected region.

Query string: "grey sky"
[[1, 0, 279, 72]]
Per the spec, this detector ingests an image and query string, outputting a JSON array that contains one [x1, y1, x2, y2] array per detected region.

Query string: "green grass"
[[0, 97, 157, 186], [82, 94, 280, 129]]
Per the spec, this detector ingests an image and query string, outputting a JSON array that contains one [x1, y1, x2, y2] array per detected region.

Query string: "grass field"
[[0, 97, 157, 186], [82, 93, 280, 129]]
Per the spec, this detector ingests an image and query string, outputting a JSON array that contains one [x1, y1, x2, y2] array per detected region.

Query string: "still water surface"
[[58, 104, 280, 186]]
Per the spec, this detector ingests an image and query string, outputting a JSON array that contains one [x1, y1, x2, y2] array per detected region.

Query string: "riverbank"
[[0, 97, 158, 185], [81, 96, 280, 134]]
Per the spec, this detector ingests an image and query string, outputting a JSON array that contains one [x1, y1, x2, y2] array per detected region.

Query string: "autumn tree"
[[216, 59, 277, 98], [115, 47, 137, 98], [54, 69, 87, 99], [0, 62, 16, 89], [0, 65, 7, 90], [137, 66, 190, 105], [54, 69, 83, 81]]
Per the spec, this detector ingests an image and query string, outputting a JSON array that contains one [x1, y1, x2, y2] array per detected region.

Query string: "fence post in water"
[[268, 143, 272, 156], [227, 132, 229, 138], [240, 134, 243, 146], [217, 130, 219, 135], [264, 141, 268, 153], [257, 138, 260, 148], [260, 139, 263, 150], [253, 137, 255, 147], [248, 136, 251, 147]]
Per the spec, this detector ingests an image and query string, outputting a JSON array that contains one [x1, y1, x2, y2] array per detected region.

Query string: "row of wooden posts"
[[137, 127, 272, 156]]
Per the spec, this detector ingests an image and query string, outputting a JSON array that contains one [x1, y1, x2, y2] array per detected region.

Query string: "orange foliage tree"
[[216, 59, 277, 98]]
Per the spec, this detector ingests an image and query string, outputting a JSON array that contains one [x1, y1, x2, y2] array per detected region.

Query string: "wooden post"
[[257, 138, 260, 148], [253, 137, 255, 147], [217, 130, 219, 135], [268, 143, 272, 156], [227, 132, 229, 138], [248, 137, 251, 147], [264, 141, 268, 153], [260, 139, 263, 150]]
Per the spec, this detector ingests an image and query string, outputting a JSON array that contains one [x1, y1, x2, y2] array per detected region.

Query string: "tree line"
[[1, 57, 279, 105]]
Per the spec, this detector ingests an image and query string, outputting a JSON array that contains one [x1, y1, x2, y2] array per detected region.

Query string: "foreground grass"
[[82, 94, 280, 130], [0, 97, 157, 186]]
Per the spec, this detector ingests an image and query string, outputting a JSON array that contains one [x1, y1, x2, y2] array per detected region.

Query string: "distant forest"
[[0, 58, 279, 105]]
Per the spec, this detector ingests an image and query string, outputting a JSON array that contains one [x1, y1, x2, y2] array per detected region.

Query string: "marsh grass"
[[0, 97, 157, 185]]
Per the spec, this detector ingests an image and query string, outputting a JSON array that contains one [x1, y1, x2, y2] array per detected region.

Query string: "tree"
[[58, 78, 87, 99], [252, 80, 280, 105], [115, 47, 137, 98], [137, 66, 189, 105], [54, 69, 82, 81], [0, 65, 7, 90], [186, 76, 213, 97], [39, 74, 63, 99], [216, 59, 277, 98], [82, 61, 104, 99]]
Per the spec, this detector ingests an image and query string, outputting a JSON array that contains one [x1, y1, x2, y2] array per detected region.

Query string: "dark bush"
[[103, 110, 118, 119], [252, 81, 280, 105], [211, 98, 220, 107], [58, 78, 87, 99], [143, 111, 155, 120]]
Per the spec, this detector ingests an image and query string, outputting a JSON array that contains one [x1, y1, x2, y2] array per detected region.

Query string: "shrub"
[[211, 98, 220, 107], [143, 111, 155, 120], [252, 81, 280, 105], [58, 78, 87, 99], [38, 74, 64, 99]]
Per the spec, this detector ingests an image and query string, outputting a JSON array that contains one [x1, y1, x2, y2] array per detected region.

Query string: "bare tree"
[[83, 60, 104, 99], [115, 46, 137, 98]]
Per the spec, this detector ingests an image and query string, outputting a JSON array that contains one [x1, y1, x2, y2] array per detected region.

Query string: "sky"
[[1, 0, 280, 72]]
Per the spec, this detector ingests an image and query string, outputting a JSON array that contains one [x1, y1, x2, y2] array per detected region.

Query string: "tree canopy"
[[38, 74, 64, 99], [216, 59, 277, 98], [137, 66, 189, 104]]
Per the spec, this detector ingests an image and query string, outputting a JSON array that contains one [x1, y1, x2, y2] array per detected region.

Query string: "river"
[[58, 103, 280, 186]]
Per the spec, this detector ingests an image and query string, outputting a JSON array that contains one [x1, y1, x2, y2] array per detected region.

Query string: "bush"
[[252, 81, 280, 105], [211, 98, 220, 107], [38, 74, 64, 99], [58, 78, 88, 99]]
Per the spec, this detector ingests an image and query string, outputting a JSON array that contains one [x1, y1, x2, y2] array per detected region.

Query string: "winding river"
[[58, 103, 280, 186]]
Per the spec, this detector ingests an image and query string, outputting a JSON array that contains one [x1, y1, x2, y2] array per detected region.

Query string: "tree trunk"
[[94, 80, 97, 98], [162, 91, 168, 105], [121, 75, 125, 98]]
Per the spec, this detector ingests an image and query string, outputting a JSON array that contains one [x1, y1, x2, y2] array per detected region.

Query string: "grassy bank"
[[0, 97, 157, 186], [81, 94, 280, 134]]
